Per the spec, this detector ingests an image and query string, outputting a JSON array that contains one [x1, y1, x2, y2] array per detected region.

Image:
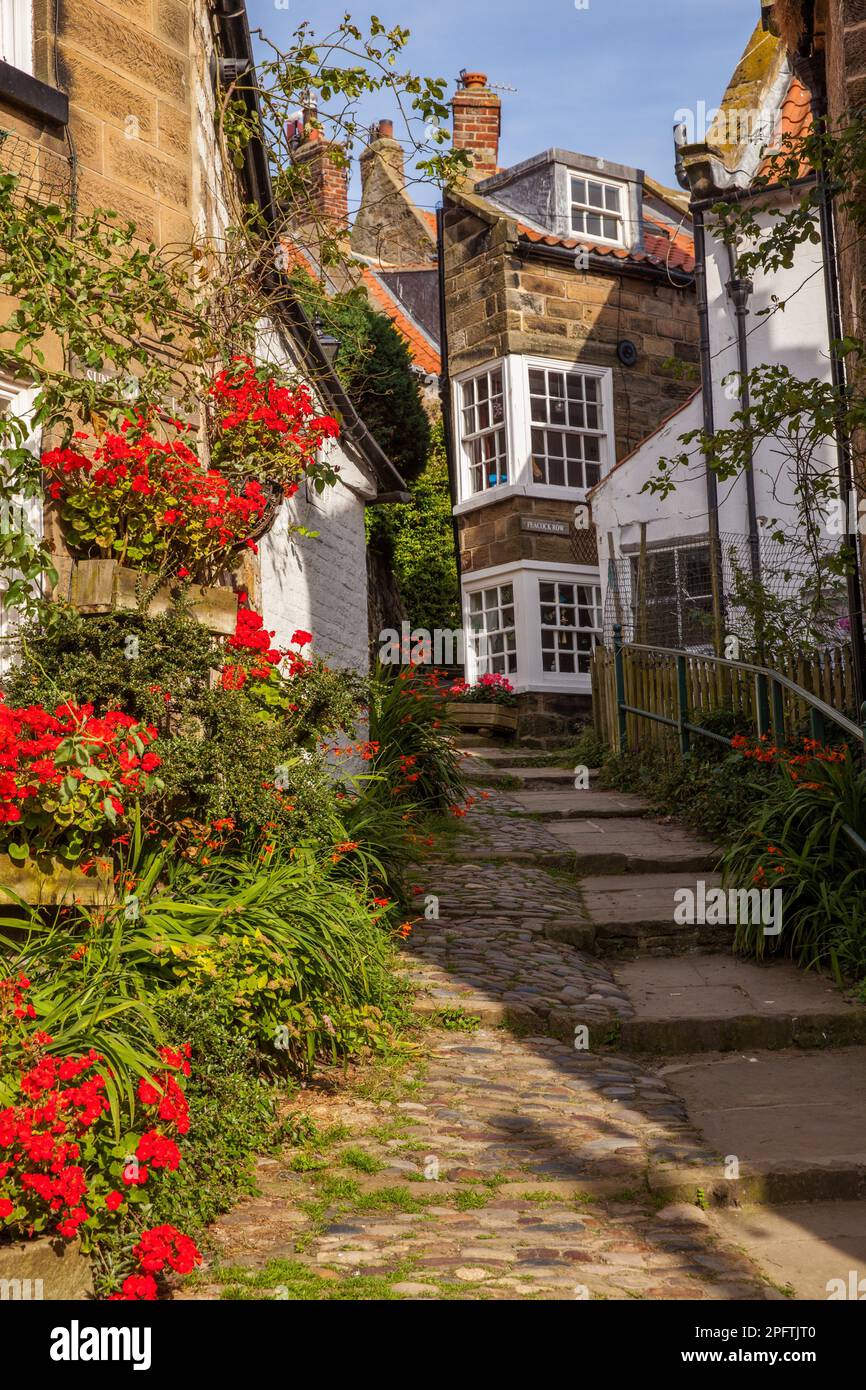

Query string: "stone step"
[[457, 745, 586, 769], [612, 956, 866, 1053], [546, 818, 719, 876], [511, 788, 650, 820], [657, 1046, 866, 1208], [580, 872, 730, 956], [709, 1201, 866, 1299], [467, 765, 591, 790]]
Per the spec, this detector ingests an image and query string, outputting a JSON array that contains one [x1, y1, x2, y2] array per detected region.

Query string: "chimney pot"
[[377, 118, 394, 139], [452, 71, 501, 184]]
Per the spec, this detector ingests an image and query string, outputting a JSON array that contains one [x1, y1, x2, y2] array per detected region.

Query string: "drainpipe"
[[437, 203, 464, 651], [796, 54, 866, 714], [725, 248, 762, 588], [676, 126, 724, 654]]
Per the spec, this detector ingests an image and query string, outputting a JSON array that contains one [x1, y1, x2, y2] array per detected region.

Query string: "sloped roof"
[[509, 211, 695, 275], [359, 266, 441, 375], [587, 387, 701, 499]]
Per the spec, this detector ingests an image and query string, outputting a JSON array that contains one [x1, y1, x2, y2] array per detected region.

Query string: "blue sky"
[[246, 0, 763, 209]]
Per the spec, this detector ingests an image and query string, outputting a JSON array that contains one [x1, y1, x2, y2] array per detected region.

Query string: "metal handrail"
[[611, 623, 866, 857]]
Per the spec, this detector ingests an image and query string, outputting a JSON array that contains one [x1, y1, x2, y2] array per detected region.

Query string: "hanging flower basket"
[[57, 559, 238, 636]]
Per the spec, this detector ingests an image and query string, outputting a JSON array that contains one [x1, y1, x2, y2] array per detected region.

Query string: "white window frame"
[[462, 560, 602, 695], [568, 173, 626, 246], [466, 580, 518, 679], [455, 359, 510, 497], [0, 377, 41, 672], [453, 354, 615, 513], [0, 0, 34, 75], [538, 576, 602, 679]]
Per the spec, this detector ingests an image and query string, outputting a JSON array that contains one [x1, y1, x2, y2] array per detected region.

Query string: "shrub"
[[366, 664, 465, 813], [0, 699, 162, 865], [722, 743, 866, 976], [0, 974, 201, 1300], [145, 984, 285, 1236]]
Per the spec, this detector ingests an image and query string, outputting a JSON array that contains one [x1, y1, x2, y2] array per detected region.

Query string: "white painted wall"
[[590, 191, 835, 630], [259, 456, 375, 674], [253, 324, 377, 674]]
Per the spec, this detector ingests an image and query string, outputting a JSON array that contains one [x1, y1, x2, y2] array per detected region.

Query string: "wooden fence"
[[591, 642, 858, 754]]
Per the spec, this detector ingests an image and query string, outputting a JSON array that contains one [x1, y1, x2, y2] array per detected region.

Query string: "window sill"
[[0, 60, 68, 127], [454, 482, 597, 516]]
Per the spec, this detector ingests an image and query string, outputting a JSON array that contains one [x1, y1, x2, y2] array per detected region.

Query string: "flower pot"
[[0, 852, 113, 905], [58, 560, 238, 635], [0, 1236, 93, 1300], [445, 701, 518, 733]]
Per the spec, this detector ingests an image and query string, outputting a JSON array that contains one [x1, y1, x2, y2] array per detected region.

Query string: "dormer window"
[[569, 175, 624, 244]]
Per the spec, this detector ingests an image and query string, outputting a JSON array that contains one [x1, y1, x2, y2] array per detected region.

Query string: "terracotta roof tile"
[[759, 75, 813, 178], [360, 267, 441, 375], [516, 214, 695, 275]]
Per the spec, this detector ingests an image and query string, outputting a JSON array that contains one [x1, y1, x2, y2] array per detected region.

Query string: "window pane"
[[587, 181, 604, 207], [586, 213, 602, 237], [500, 584, 513, 604], [604, 185, 620, 212], [571, 178, 587, 205], [602, 216, 618, 240], [540, 583, 556, 603]]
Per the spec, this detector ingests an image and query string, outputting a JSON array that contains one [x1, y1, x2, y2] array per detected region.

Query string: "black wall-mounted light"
[[617, 340, 638, 368], [314, 315, 341, 365]]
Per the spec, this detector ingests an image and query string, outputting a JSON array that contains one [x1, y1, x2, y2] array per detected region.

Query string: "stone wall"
[[443, 199, 699, 461], [457, 495, 598, 575]]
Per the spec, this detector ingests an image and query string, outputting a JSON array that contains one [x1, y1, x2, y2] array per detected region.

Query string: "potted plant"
[[43, 415, 268, 634], [0, 697, 162, 902], [445, 673, 519, 733]]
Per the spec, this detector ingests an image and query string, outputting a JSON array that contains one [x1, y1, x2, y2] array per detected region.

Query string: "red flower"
[[105, 1190, 124, 1212], [290, 629, 312, 647]]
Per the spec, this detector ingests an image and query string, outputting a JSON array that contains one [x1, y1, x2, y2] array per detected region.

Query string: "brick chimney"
[[291, 126, 349, 234], [359, 119, 405, 190], [451, 71, 501, 183]]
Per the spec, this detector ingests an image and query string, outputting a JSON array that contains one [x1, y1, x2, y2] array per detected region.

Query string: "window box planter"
[[445, 701, 518, 734], [0, 852, 113, 905], [57, 560, 238, 636], [0, 1236, 93, 1300]]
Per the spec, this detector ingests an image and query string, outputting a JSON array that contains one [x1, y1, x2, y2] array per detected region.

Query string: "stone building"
[[0, 0, 406, 672], [441, 72, 699, 737]]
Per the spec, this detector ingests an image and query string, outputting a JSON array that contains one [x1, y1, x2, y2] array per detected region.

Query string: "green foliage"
[[292, 277, 431, 482], [146, 985, 287, 1236], [602, 731, 773, 842], [5, 606, 362, 846], [367, 664, 465, 814], [722, 752, 866, 976], [368, 420, 459, 633]]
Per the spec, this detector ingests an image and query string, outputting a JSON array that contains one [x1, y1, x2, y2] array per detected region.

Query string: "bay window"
[[529, 366, 604, 489], [468, 583, 517, 676], [454, 355, 613, 508], [539, 580, 602, 675], [460, 366, 507, 494]]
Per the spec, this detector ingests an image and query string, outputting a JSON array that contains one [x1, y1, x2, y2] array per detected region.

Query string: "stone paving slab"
[[613, 957, 866, 1053], [710, 1202, 866, 1300], [617, 956, 858, 1020], [579, 873, 729, 956], [545, 817, 719, 874], [512, 788, 650, 819], [659, 1048, 866, 1171]]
